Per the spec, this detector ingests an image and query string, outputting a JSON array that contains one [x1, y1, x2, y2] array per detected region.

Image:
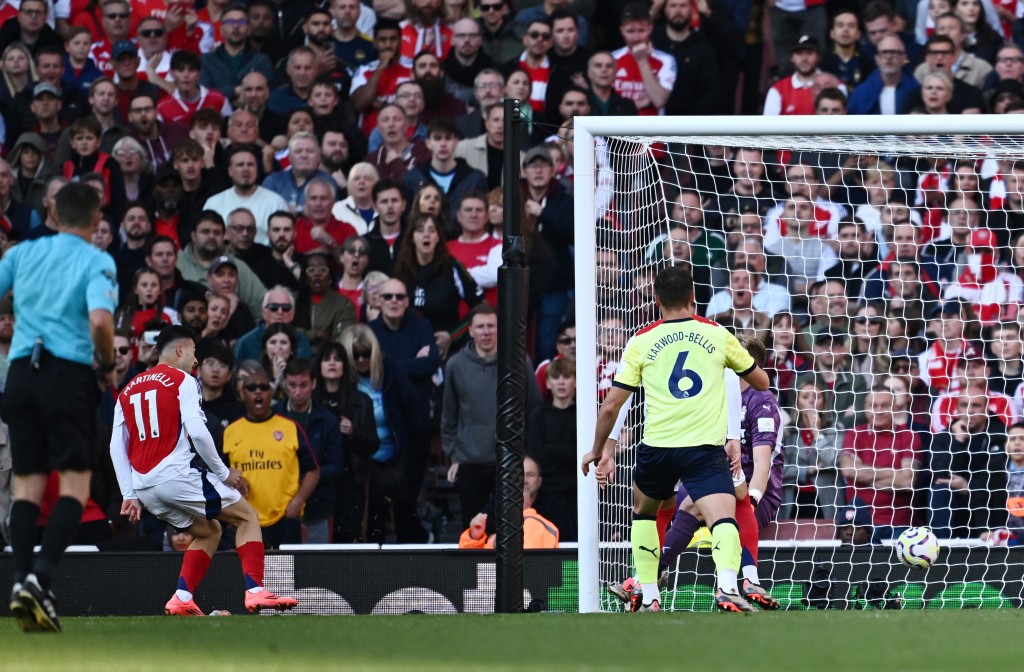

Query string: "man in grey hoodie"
[[442, 302, 541, 527]]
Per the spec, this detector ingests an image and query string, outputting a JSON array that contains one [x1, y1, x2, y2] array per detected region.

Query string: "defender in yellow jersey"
[[582, 265, 770, 613]]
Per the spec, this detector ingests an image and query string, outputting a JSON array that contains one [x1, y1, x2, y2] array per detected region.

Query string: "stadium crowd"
[[0, 0, 1022, 550]]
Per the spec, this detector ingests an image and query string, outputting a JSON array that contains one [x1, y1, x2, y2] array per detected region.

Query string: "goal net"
[[574, 116, 1024, 613]]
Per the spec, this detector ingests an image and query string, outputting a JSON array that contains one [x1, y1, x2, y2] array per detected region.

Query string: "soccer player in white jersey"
[[110, 325, 298, 616]]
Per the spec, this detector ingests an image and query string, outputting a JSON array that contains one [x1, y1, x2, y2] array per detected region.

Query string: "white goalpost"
[[575, 116, 1024, 614]]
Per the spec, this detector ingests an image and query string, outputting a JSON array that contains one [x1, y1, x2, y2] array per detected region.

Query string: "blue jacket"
[[369, 312, 440, 399], [848, 68, 919, 115], [274, 400, 344, 522], [200, 47, 274, 102], [234, 323, 315, 363]]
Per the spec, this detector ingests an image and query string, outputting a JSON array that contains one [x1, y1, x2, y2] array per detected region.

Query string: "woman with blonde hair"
[[338, 324, 426, 543], [360, 270, 390, 323], [112, 136, 153, 202], [920, 71, 955, 115], [0, 43, 36, 109]]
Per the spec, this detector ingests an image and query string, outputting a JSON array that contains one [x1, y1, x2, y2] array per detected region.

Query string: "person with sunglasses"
[[478, 0, 519, 63], [233, 285, 315, 363], [504, 18, 554, 114], [200, 3, 274, 104]]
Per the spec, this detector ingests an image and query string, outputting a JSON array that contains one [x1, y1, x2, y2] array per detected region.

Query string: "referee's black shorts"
[[4, 353, 100, 475], [633, 443, 734, 503]]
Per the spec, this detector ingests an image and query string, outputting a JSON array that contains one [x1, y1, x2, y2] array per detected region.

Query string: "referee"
[[1, 183, 117, 633]]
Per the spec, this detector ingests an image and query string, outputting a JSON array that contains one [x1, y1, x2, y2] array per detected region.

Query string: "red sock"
[[735, 497, 760, 565], [237, 541, 265, 590], [656, 508, 674, 548], [178, 549, 212, 594]]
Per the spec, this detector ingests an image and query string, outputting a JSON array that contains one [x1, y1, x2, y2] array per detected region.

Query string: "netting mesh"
[[587, 132, 1024, 611]]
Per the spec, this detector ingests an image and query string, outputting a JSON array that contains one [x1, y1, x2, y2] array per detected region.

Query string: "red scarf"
[[958, 253, 998, 289]]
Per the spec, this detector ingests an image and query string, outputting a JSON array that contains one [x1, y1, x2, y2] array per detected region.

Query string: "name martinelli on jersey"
[[122, 371, 177, 392], [646, 330, 716, 361]]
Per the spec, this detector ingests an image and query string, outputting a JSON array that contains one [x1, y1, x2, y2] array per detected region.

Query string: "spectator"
[[111, 202, 152, 293], [196, 338, 243, 427], [262, 133, 339, 215], [223, 365, 320, 549], [365, 178, 406, 275], [455, 103, 516, 190], [332, 162, 379, 235], [8, 46, 89, 143], [927, 389, 1008, 537], [930, 346, 1016, 431], [815, 86, 848, 114], [783, 375, 846, 519], [706, 147, 780, 232], [980, 422, 1024, 545], [822, 10, 874, 90], [339, 323, 427, 543], [942, 227, 1023, 325], [929, 12, 993, 88], [293, 251, 357, 348], [861, 0, 922, 63], [267, 46, 318, 117], [611, 3, 675, 116], [834, 498, 873, 545], [259, 321, 298, 398], [706, 266, 791, 318], [127, 92, 190, 171], [274, 358, 343, 544], [904, 34, 984, 113], [392, 215, 481, 357], [990, 321, 1024, 397], [404, 117, 488, 221], [200, 3, 274, 104], [205, 255, 257, 338], [655, 0, 718, 117], [584, 51, 637, 116], [176, 210, 268, 319], [111, 135, 149, 205], [368, 103, 431, 183], [448, 192, 500, 305], [312, 341, 378, 541], [2, 151, 42, 237], [399, 0, 452, 66], [250, 211, 302, 294], [173, 139, 229, 237], [503, 17, 555, 115], [454, 68, 504, 137], [839, 386, 922, 542], [238, 71, 286, 142], [413, 49, 468, 123], [538, 9, 590, 115], [765, 36, 844, 115], [368, 80, 428, 153], [479, 0, 521, 64], [810, 330, 866, 420], [459, 460, 559, 549], [336, 235, 370, 311], [527, 357, 576, 540], [204, 146, 289, 245], [234, 285, 315, 363], [113, 267, 176, 347], [0, 0, 61, 59], [764, 311, 812, 408], [444, 303, 540, 527], [350, 19, 412, 138], [328, 0, 378, 76]]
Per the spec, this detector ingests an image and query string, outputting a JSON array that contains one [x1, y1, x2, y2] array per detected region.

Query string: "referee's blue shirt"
[[0, 232, 118, 366]]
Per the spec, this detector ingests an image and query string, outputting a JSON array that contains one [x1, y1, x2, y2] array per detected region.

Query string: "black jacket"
[[364, 220, 404, 277], [275, 400, 344, 522], [929, 420, 1008, 533]]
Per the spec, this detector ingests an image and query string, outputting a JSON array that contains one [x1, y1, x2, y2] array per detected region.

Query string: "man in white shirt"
[[203, 146, 288, 245]]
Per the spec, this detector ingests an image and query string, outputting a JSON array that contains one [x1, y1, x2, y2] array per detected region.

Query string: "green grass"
[[2, 611, 1023, 671]]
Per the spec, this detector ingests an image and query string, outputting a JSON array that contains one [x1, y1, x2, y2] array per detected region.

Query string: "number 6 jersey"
[[612, 317, 756, 448]]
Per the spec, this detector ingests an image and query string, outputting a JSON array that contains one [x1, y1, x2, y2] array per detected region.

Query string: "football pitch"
[[1, 610, 1021, 671]]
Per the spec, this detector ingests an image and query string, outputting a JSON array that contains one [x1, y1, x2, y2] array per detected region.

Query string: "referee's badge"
[[274, 431, 284, 441]]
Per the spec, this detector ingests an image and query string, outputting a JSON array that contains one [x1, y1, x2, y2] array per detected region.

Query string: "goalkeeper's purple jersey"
[[739, 387, 784, 501]]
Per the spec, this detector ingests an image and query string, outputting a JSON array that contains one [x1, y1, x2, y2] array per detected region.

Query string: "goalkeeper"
[[582, 265, 770, 613]]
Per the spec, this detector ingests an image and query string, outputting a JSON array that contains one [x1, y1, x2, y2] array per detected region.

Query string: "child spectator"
[[62, 26, 101, 97], [156, 50, 232, 126], [114, 267, 177, 358], [527, 357, 577, 541], [63, 115, 126, 219]]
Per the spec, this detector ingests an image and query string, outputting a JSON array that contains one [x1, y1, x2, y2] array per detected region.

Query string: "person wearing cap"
[[8, 47, 88, 142], [206, 254, 257, 338], [610, 3, 675, 116], [523, 144, 572, 362], [942, 227, 1023, 325], [767, 0, 827, 81], [764, 35, 846, 115], [834, 498, 873, 545], [27, 81, 64, 156], [927, 381, 1010, 538]]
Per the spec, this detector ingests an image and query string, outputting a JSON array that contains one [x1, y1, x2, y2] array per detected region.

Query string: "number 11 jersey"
[[612, 317, 755, 448], [113, 363, 206, 491]]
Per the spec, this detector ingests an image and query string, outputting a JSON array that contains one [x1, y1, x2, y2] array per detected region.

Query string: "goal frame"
[[573, 115, 1024, 614]]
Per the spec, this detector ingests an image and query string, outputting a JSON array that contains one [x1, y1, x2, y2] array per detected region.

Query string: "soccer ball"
[[895, 527, 940, 569]]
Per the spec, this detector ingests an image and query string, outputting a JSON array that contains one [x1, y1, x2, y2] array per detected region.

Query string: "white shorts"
[[136, 468, 242, 530]]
